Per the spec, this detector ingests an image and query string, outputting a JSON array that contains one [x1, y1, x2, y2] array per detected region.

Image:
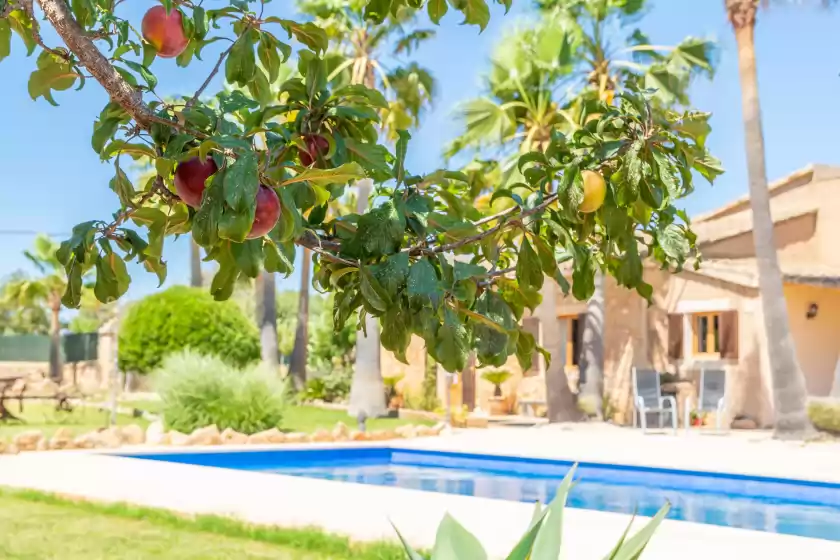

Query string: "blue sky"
[[0, 1, 838, 303]]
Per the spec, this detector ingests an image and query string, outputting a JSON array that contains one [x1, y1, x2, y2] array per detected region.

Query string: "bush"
[[396, 465, 668, 559], [302, 362, 352, 403], [155, 351, 288, 434], [119, 286, 260, 374], [808, 399, 840, 433]]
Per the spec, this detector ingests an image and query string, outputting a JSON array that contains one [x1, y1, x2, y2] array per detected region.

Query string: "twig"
[[19, 0, 72, 60], [185, 41, 236, 109]]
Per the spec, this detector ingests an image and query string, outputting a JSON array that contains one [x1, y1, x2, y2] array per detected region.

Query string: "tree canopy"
[[0, 0, 722, 374]]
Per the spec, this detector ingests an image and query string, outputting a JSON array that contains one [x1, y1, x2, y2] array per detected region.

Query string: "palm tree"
[[724, 0, 816, 438], [2, 235, 74, 381], [190, 241, 202, 288], [288, 248, 311, 390], [450, 0, 714, 422], [298, 0, 436, 417]]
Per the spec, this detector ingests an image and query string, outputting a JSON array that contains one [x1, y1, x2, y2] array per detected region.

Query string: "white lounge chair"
[[684, 369, 727, 433], [632, 368, 677, 434]]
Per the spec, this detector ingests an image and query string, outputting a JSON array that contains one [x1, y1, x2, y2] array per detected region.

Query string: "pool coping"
[[2, 439, 840, 559]]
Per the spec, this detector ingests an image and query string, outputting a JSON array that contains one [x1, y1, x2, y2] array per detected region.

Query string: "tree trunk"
[[255, 271, 279, 371], [539, 279, 583, 423], [190, 240, 202, 288], [48, 299, 62, 382], [289, 248, 311, 391], [579, 273, 605, 419], [349, 178, 386, 419], [730, 11, 813, 438]]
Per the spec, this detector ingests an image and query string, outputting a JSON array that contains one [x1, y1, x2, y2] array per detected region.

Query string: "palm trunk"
[[289, 248, 311, 391], [348, 178, 385, 419], [579, 273, 605, 419], [729, 3, 813, 438], [255, 271, 279, 371], [190, 240, 202, 287], [48, 299, 62, 382], [539, 279, 583, 422]]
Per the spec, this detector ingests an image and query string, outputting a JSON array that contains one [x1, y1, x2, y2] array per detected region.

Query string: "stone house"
[[385, 164, 840, 427]]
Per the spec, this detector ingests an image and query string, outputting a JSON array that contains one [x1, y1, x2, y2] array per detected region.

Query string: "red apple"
[[298, 134, 329, 167], [247, 185, 281, 239], [142, 5, 189, 59], [174, 156, 218, 208]]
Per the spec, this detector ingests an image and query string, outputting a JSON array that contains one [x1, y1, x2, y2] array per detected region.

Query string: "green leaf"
[[359, 266, 390, 313], [193, 171, 225, 247], [94, 251, 130, 303], [258, 32, 283, 83], [263, 239, 294, 276], [393, 130, 410, 186], [380, 303, 412, 363], [267, 18, 328, 54], [428, 0, 449, 24], [232, 239, 263, 278], [281, 162, 365, 188], [109, 161, 135, 207], [345, 138, 393, 178], [408, 258, 443, 308], [530, 465, 577, 560], [351, 200, 405, 257], [224, 150, 260, 212], [193, 6, 208, 39], [603, 503, 671, 560], [209, 243, 239, 301], [458, 0, 491, 31], [505, 503, 548, 560], [652, 151, 679, 199], [164, 133, 194, 159], [0, 19, 11, 62], [142, 42, 157, 66], [371, 252, 410, 297], [7, 10, 36, 55], [516, 236, 543, 291], [571, 248, 596, 300], [453, 261, 487, 282], [390, 522, 425, 560], [431, 512, 487, 560], [28, 51, 77, 106], [658, 223, 690, 261], [364, 0, 393, 23], [225, 33, 256, 87], [61, 259, 84, 309], [473, 291, 516, 367], [331, 84, 389, 110], [247, 66, 273, 107], [122, 60, 157, 90]]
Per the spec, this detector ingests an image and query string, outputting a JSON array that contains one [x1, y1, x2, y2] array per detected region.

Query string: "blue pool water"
[[122, 447, 840, 541]]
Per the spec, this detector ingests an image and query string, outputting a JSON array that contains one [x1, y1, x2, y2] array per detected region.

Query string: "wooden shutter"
[[667, 314, 683, 360], [719, 310, 739, 359]]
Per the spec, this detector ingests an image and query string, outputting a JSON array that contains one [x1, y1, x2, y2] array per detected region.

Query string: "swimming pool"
[[122, 447, 840, 542]]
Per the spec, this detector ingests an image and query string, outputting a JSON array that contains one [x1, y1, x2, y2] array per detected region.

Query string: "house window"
[[563, 316, 581, 367], [692, 312, 721, 356]]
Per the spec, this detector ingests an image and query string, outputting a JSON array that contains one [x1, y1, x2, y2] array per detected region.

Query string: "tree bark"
[[539, 279, 583, 423], [255, 271, 279, 371], [349, 178, 385, 419], [729, 5, 813, 438], [579, 273, 605, 419], [190, 240, 202, 288], [48, 299, 62, 382], [289, 248, 311, 391]]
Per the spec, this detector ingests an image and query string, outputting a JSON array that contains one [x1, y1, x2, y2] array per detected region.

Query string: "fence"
[[0, 333, 99, 363]]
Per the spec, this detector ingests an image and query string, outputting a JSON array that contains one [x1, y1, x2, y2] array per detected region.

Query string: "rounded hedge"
[[118, 286, 260, 374]]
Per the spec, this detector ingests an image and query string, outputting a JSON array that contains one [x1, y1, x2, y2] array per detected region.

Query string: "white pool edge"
[[1, 441, 840, 559]]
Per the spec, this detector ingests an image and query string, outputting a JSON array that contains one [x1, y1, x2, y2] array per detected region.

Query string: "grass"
[[0, 403, 149, 441], [0, 487, 409, 560]]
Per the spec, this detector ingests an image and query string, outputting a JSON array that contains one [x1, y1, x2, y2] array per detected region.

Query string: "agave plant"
[[481, 369, 513, 398], [393, 465, 669, 560]]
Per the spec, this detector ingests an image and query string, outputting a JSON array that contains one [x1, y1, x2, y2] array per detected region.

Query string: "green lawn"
[[0, 403, 149, 441], [0, 488, 408, 560]]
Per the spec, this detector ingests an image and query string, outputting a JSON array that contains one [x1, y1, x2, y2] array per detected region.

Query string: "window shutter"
[[667, 314, 683, 360], [522, 317, 541, 375], [720, 311, 739, 359]]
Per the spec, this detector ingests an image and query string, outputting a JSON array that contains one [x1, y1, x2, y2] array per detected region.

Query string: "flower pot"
[[488, 396, 508, 416]]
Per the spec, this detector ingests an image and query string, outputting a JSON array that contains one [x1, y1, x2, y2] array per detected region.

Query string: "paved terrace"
[[1, 424, 839, 559]]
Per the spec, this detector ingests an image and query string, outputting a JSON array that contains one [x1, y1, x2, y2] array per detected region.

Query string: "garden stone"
[[263, 428, 286, 443], [96, 427, 123, 449], [167, 430, 190, 446], [284, 432, 307, 443], [395, 424, 417, 438], [431, 422, 446, 435], [36, 439, 48, 451], [73, 432, 98, 449], [416, 425, 436, 437], [349, 430, 368, 441], [309, 429, 333, 442], [368, 429, 396, 441], [331, 422, 350, 441], [3, 442, 19, 455], [121, 424, 146, 445], [145, 420, 166, 445], [49, 427, 75, 450], [221, 428, 248, 445], [13, 430, 43, 452], [246, 431, 270, 444], [187, 425, 221, 446]]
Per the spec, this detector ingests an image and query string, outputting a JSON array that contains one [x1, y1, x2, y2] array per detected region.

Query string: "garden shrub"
[[808, 399, 840, 433], [155, 351, 287, 434], [302, 362, 353, 403], [119, 286, 260, 374]]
